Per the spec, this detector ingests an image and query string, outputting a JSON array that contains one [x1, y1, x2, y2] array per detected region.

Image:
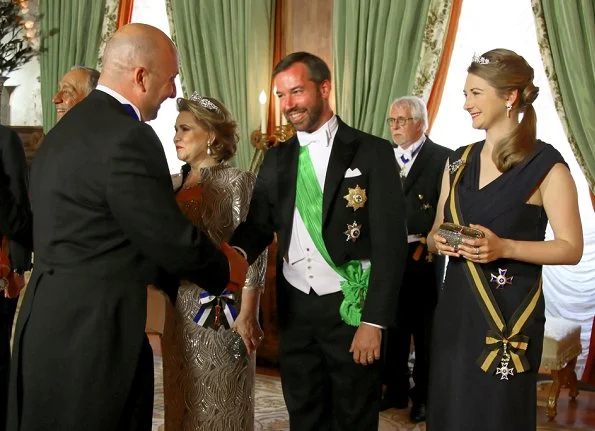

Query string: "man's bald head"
[[99, 23, 179, 121], [102, 24, 175, 75]]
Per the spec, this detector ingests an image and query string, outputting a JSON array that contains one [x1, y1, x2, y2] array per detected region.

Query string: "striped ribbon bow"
[[480, 330, 530, 375], [193, 289, 237, 328]]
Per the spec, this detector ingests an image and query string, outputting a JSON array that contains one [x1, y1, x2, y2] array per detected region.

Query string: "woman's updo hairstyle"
[[468, 48, 539, 172], [177, 93, 239, 162]]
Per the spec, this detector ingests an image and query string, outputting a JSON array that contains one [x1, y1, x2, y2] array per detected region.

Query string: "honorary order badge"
[[344, 185, 367, 211], [490, 268, 513, 289], [344, 221, 362, 242]]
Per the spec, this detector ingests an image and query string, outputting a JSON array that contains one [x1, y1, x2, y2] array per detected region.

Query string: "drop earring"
[[207, 140, 213, 156], [506, 102, 512, 118]]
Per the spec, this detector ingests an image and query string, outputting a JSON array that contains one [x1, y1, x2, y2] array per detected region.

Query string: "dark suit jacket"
[[400, 137, 452, 292], [232, 117, 407, 328], [0, 125, 32, 271], [402, 137, 452, 237], [7, 90, 229, 430]]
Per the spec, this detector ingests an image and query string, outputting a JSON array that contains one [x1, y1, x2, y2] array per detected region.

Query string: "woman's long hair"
[[468, 48, 539, 172]]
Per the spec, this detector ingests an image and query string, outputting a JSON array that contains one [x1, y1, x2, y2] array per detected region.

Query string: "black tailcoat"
[[232, 117, 408, 429], [233, 117, 408, 327], [6, 90, 229, 431]]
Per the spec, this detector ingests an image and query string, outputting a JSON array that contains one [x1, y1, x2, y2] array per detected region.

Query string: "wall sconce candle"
[[273, 86, 280, 127], [259, 90, 267, 133]]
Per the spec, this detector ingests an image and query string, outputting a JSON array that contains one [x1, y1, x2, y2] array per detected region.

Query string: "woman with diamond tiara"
[[425, 49, 583, 430], [161, 93, 267, 430]]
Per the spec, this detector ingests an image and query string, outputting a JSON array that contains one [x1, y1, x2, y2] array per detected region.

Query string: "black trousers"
[[118, 336, 154, 431], [7, 269, 153, 431], [383, 243, 438, 404], [1, 296, 18, 431], [12, 334, 153, 431], [278, 278, 382, 431]]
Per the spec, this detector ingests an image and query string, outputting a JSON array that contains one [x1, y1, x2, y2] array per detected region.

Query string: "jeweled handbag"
[[227, 330, 249, 362], [0, 236, 25, 299], [437, 222, 485, 249]]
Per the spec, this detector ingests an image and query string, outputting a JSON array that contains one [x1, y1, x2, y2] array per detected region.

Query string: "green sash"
[[449, 144, 541, 379], [295, 145, 370, 327]]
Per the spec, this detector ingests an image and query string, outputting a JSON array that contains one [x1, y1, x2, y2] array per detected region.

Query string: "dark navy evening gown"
[[427, 140, 565, 430]]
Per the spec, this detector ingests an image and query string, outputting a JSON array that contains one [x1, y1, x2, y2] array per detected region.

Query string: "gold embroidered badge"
[[343, 185, 367, 211]]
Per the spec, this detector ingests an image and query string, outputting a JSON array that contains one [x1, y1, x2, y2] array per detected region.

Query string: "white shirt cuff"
[[361, 321, 386, 330]]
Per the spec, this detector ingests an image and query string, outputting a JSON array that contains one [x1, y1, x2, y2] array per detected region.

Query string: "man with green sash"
[[232, 52, 407, 430]]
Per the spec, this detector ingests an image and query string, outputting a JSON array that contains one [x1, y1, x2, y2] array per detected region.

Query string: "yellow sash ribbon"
[[448, 144, 541, 379]]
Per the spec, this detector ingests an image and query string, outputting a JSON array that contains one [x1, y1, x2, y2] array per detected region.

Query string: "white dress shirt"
[[281, 116, 381, 328], [283, 115, 343, 295], [393, 134, 425, 178], [96, 85, 142, 121]]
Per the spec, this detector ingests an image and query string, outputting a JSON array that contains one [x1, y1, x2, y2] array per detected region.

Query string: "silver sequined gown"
[[162, 163, 266, 431]]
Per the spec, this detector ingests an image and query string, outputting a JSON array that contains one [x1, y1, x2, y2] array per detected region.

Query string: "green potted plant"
[[0, 0, 37, 80]]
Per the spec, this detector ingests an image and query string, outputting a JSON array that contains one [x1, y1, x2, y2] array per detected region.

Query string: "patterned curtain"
[[531, 0, 595, 194], [96, 0, 120, 70], [414, 0, 462, 133], [39, 0, 107, 131], [411, 0, 456, 102], [333, 0, 431, 139], [166, 0, 274, 170]]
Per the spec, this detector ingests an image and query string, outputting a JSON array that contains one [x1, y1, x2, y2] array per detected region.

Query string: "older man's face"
[[52, 69, 90, 120], [388, 103, 424, 149]]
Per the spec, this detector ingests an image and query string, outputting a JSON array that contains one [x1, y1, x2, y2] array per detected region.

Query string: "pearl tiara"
[[472, 53, 490, 65], [189, 92, 222, 114]]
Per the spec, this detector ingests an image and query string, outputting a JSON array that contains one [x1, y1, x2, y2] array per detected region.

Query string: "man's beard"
[[286, 95, 324, 133]]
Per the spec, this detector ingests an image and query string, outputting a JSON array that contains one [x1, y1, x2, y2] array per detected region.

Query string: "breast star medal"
[[344, 221, 362, 242], [344, 185, 367, 211], [490, 268, 513, 289]]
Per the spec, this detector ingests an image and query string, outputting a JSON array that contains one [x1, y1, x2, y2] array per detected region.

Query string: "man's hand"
[[220, 242, 249, 291], [349, 323, 382, 366]]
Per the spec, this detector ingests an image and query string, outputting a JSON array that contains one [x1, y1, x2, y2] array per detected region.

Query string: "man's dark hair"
[[272, 52, 331, 85]]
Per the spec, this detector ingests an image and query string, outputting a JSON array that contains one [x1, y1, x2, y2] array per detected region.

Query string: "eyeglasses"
[[386, 117, 415, 127]]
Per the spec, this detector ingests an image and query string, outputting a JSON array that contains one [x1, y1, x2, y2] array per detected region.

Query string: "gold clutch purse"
[[437, 222, 484, 248]]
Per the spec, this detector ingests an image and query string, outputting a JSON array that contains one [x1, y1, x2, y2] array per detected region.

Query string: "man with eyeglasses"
[[381, 96, 451, 423]]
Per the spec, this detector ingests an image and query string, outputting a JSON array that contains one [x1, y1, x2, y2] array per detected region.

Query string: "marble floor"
[[151, 353, 595, 431]]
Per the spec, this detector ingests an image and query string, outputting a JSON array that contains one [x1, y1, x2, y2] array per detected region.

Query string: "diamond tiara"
[[189, 92, 222, 114], [471, 53, 490, 65]]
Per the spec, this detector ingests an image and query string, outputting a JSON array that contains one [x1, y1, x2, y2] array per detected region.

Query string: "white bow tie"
[[298, 129, 331, 147], [300, 139, 318, 147]]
